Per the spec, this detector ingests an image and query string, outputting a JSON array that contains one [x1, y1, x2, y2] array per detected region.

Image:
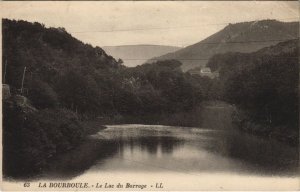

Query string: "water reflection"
[[43, 125, 298, 179], [117, 136, 184, 155], [201, 130, 299, 175]]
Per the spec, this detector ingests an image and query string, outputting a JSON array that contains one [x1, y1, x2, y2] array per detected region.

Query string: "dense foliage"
[[2, 19, 211, 177], [118, 60, 207, 115], [3, 99, 84, 177], [207, 40, 299, 144], [3, 19, 209, 118]]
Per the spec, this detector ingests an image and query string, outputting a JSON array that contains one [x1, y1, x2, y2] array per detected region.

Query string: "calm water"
[[3, 104, 299, 190], [83, 124, 298, 176], [42, 104, 298, 181], [5, 124, 299, 190]]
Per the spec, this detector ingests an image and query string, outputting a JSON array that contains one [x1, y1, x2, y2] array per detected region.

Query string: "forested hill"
[[207, 39, 298, 73], [2, 18, 123, 177], [151, 20, 298, 71], [208, 39, 299, 145], [3, 19, 120, 90], [2, 19, 125, 115], [2, 19, 210, 117]]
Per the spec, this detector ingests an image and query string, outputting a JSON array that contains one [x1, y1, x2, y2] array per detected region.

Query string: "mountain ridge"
[[150, 19, 299, 71]]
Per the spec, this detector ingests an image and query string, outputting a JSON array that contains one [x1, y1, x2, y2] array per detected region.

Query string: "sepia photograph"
[[1, 1, 299, 190]]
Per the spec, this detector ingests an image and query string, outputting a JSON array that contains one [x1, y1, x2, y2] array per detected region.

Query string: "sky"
[[1, 1, 298, 47]]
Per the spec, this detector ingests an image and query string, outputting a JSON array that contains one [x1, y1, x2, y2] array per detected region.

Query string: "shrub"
[[3, 100, 84, 178]]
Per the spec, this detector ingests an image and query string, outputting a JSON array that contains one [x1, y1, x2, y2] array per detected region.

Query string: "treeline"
[[207, 39, 299, 145], [117, 60, 212, 115], [3, 19, 212, 118], [2, 19, 212, 177]]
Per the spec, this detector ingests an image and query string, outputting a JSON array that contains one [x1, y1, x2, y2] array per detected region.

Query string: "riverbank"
[[42, 136, 116, 179], [97, 101, 234, 129], [79, 120, 107, 135], [2, 95, 108, 180], [232, 108, 298, 147], [198, 101, 298, 147]]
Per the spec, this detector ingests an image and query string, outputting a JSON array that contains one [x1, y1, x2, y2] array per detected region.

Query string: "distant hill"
[[103, 45, 180, 67], [151, 20, 298, 71]]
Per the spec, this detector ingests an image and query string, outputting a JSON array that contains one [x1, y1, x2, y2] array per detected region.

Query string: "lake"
[[86, 124, 297, 174], [3, 103, 299, 190], [22, 123, 297, 190]]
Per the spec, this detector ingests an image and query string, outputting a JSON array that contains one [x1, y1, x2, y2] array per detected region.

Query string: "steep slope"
[[2, 19, 122, 115], [2, 19, 119, 177], [151, 20, 298, 71], [103, 45, 180, 67], [2, 19, 119, 89]]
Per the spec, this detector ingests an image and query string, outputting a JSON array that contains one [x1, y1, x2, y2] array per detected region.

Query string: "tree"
[[28, 79, 58, 109], [117, 58, 124, 66]]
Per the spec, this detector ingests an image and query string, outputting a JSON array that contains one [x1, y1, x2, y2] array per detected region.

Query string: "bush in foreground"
[[3, 100, 84, 178]]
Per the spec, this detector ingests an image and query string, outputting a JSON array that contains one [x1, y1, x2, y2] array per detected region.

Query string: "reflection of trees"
[[140, 138, 159, 154], [44, 138, 119, 179], [203, 130, 298, 175], [117, 136, 184, 156]]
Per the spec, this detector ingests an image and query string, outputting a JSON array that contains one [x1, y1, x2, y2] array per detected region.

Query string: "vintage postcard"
[[0, 1, 299, 191]]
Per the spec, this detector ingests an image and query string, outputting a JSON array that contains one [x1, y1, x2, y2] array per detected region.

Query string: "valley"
[[2, 18, 299, 184]]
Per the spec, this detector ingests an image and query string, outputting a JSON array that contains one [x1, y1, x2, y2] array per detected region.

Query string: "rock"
[[4, 95, 38, 114], [2, 84, 11, 100]]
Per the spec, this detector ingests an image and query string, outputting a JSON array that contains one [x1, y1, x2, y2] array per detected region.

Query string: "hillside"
[[103, 45, 180, 67], [2, 19, 126, 114], [151, 20, 298, 71], [2, 19, 120, 89], [207, 39, 299, 145], [2, 19, 209, 116], [2, 19, 211, 178], [207, 39, 298, 73]]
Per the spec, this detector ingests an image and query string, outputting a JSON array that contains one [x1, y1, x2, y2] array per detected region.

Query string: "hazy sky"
[[1, 1, 298, 47]]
